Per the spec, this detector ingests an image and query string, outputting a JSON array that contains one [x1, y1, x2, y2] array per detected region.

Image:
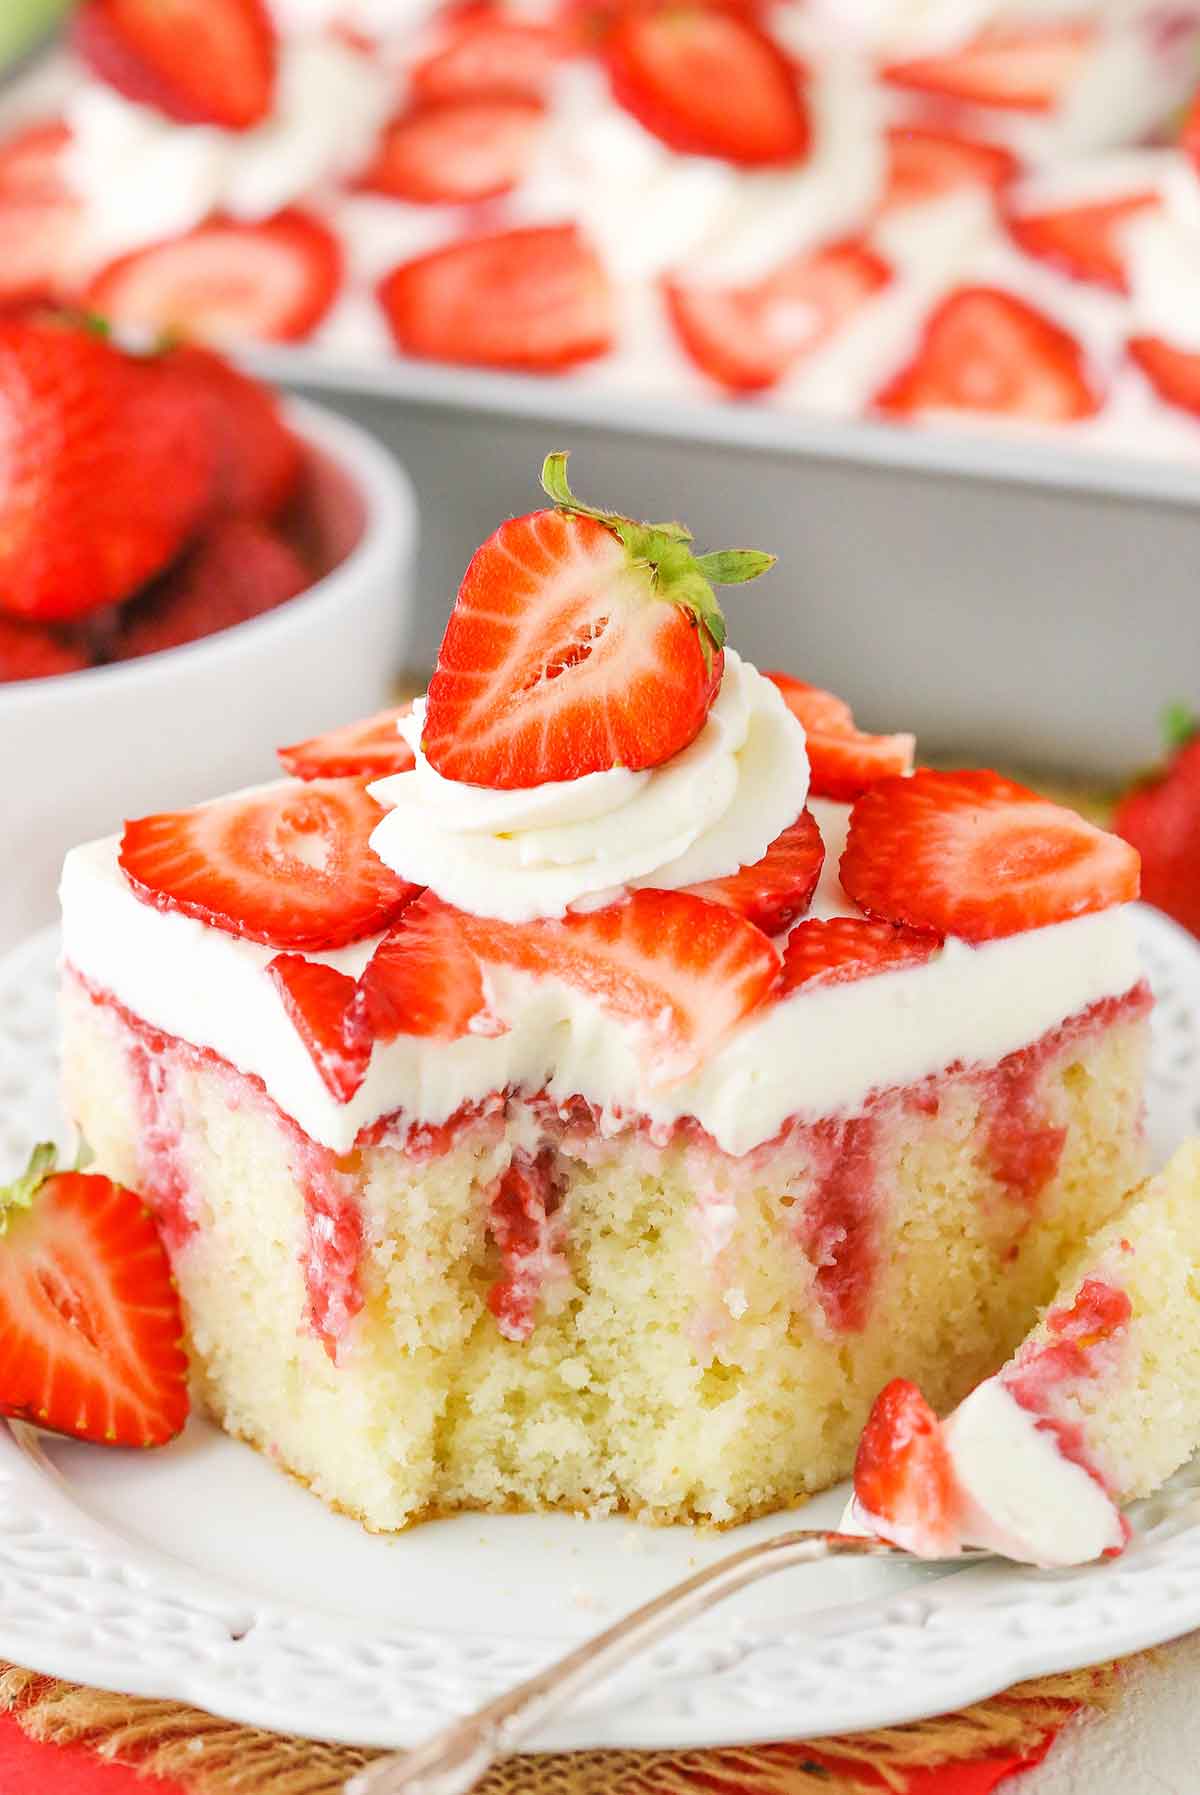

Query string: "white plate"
[[1, 914, 1199, 1753]]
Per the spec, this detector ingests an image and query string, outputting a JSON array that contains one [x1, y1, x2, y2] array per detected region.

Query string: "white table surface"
[[1018, 1631, 1200, 1793]]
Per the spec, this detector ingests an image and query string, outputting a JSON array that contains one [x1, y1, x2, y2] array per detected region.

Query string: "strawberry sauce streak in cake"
[[126, 1034, 196, 1253], [794, 1116, 880, 1332], [486, 1150, 568, 1343], [299, 1152, 365, 1364]]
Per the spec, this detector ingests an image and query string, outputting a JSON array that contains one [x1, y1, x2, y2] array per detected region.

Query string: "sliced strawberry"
[[1115, 719, 1200, 938], [607, 5, 808, 165], [0, 1144, 189, 1448], [840, 768, 1141, 942], [113, 516, 309, 660], [880, 123, 1019, 212], [278, 705, 416, 781], [765, 672, 915, 800], [353, 890, 498, 1042], [881, 24, 1093, 113], [411, 14, 566, 103], [361, 888, 780, 1075], [1128, 334, 1200, 419], [120, 779, 421, 950], [780, 916, 940, 996], [360, 98, 544, 205], [73, 0, 277, 131], [1006, 190, 1157, 293], [421, 451, 774, 786], [874, 286, 1101, 422], [664, 237, 891, 394], [0, 121, 72, 200], [684, 811, 824, 934], [87, 211, 342, 346], [0, 196, 82, 309], [268, 955, 371, 1103], [378, 225, 613, 374], [159, 344, 302, 519], [853, 1378, 960, 1555], [0, 318, 216, 623], [0, 615, 91, 683]]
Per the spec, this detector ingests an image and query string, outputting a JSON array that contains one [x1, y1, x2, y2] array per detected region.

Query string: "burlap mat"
[[0, 1660, 1123, 1794]]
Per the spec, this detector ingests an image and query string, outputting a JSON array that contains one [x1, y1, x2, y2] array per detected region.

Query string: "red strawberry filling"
[[795, 1114, 880, 1333], [126, 1031, 197, 1253], [300, 1149, 366, 1364], [486, 1150, 568, 1342]]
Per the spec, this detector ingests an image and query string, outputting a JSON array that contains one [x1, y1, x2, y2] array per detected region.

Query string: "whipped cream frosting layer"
[[369, 652, 810, 922], [64, 37, 389, 261], [60, 803, 1143, 1158], [844, 1377, 1125, 1566]]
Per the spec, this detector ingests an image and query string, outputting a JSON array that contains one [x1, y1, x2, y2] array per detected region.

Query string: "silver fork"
[[344, 1528, 964, 1795]]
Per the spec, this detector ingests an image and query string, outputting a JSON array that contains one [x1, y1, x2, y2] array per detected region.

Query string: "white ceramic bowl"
[[0, 398, 417, 950]]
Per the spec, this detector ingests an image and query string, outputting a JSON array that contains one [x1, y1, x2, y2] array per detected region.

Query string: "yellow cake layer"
[[61, 976, 1150, 1532]]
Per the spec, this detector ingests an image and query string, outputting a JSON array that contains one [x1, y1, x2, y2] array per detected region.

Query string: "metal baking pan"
[[245, 346, 1199, 782]]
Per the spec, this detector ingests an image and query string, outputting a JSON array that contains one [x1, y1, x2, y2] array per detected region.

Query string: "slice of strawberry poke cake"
[[58, 454, 1147, 1532]]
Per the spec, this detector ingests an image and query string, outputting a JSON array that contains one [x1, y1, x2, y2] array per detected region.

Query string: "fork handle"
[[345, 1530, 901, 1795]]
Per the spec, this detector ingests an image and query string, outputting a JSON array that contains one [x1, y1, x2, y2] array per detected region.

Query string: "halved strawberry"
[[780, 916, 940, 996], [359, 98, 544, 205], [352, 890, 499, 1042], [268, 955, 371, 1103], [73, 0, 277, 132], [1128, 335, 1200, 419], [853, 1378, 960, 1555], [411, 14, 566, 103], [663, 237, 891, 394], [874, 286, 1101, 422], [87, 210, 342, 346], [377, 226, 613, 373], [113, 516, 309, 660], [0, 1143, 189, 1448], [684, 811, 824, 934], [159, 344, 302, 519], [0, 120, 72, 200], [1114, 713, 1200, 938], [880, 123, 1019, 213], [607, 5, 808, 165], [360, 887, 780, 1076], [421, 451, 774, 787], [0, 615, 91, 683], [120, 779, 421, 950], [881, 23, 1093, 112], [764, 673, 914, 801], [279, 705, 416, 781], [0, 317, 216, 623], [1005, 190, 1158, 293], [840, 768, 1141, 941]]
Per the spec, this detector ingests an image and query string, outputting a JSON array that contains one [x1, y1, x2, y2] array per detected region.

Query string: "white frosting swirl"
[[1126, 159, 1200, 355], [368, 651, 811, 922], [64, 37, 389, 261]]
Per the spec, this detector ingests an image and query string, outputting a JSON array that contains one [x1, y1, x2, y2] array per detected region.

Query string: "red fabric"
[[0, 1703, 1065, 1794]]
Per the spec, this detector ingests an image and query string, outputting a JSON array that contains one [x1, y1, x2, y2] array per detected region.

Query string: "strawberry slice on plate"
[[840, 768, 1141, 941], [881, 23, 1093, 112], [113, 516, 310, 660], [87, 210, 342, 346], [360, 888, 780, 1077], [1128, 335, 1200, 419], [278, 705, 416, 781], [684, 811, 825, 934], [764, 673, 914, 800], [378, 225, 614, 373], [411, 14, 566, 103], [1006, 190, 1158, 292], [0, 1144, 189, 1448], [360, 98, 545, 205], [781, 916, 941, 996], [160, 344, 302, 519], [664, 237, 891, 394], [874, 286, 1102, 423], [73, 0, 277, 131], [120, 779, 422, 950], [880, 124, 1019, 212], [421, 450, 774, 787], [606, 5, 809, 165], [268, 955, 371, 1103], [854, 1378, 961, 1555]]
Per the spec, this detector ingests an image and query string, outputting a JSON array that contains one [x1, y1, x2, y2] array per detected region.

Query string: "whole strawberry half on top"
[[0, 1144, 190, 1448], [420, 452, 776, 788]]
